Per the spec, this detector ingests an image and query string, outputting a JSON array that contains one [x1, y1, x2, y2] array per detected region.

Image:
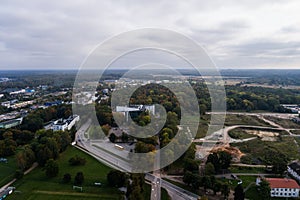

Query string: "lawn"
[[264, 116, 300, 129], [224, 114, 272, 127], [202, 114, 272, 127], [229, 166, 266, 174], [0, 155, 17, 186], [228, 128, 256, 139], [7, 146, 122, 200]]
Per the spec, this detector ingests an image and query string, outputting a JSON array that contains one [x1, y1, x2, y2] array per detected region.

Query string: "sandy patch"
[[245, 130, 279, 141]]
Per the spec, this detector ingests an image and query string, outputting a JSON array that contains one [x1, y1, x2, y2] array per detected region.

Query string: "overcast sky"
[[1, 0, 300, 70]]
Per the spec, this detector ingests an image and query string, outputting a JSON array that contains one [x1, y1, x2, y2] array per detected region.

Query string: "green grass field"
[[7, 146, 123, 200], [228, 128, 256, 139], [229, 166, 266, 174], [224, 114, 272, 127], [0, 155, 17, 186], [231, 137, 300, 162]]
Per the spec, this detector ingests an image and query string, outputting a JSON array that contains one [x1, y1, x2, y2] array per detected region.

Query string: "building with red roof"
[[256, 177, 300, 198]]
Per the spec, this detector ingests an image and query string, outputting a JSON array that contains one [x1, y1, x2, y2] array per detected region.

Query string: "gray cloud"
[[0, 0, 300, 69]]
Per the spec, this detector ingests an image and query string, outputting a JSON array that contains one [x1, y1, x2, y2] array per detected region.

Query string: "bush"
[[62, 173, 71, 183], [74, 172, 84, 186], [69, 156, 86, 166], [240, 154, 253, 164]]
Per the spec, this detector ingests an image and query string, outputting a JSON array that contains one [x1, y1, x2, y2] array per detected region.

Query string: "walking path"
[[0, 162, 38, 192]]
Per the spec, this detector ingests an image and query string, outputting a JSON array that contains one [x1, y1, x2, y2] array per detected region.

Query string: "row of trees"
[[14, 129, 72, 174], [0, 129, 35, 157], [206, 151, 232, 174]]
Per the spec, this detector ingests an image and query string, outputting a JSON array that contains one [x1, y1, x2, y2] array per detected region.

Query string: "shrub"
[[69, 156, 86, 166]]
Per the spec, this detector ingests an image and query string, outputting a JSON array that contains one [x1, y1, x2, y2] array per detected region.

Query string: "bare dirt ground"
[[211, 144, 244, 162], [244, 129, 279, 141]]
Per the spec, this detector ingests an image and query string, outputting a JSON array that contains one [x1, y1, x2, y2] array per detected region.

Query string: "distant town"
[[0, 70, 299, 200]]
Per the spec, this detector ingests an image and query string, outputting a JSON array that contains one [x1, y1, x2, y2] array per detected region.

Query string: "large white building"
[[51, 115, 80, 131], [116, 105, 155, 121], [256, 177, 300, 198]]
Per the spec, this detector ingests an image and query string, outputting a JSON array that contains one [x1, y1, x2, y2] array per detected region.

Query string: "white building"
[[51, 115, 80, 131], [256, 177, 300, 198], [116, 105, 155, 122]]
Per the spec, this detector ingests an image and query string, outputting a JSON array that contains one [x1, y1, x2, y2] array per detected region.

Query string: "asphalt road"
[[75, 120, 200, 200]]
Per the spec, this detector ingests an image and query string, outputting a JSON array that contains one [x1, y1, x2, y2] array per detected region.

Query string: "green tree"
[[212, 182, 222, 195], [234, 184, 245, 200], [3, 138, 17, 156], [21, 114, 43, 132], [127, 174, 145, 200], [109, 133, 116, 143], [257, 179, 271, 200], [219, 151, 232, 170], [107, 170, 127, 187], [45, 159, 59, 178], [205, 162, 215, 175], [221, 183, 230, 200], [74, 172, 84, 186], [62, 173, 71, 183], [184, 159, 199, 172], [206, 151, 232, 174], [202, 176, 211, 192], [36, 146, 52, 166]]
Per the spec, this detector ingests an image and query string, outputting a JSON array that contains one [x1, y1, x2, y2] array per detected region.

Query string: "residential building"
[[256, 177, 300, 198]]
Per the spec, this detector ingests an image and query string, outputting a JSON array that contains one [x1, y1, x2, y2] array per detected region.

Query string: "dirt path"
[[34, 190, 111, 197]]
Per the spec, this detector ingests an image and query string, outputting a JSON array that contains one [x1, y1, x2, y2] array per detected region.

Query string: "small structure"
[[73, 186, 83, 192], [256, 177, 300, 198]]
